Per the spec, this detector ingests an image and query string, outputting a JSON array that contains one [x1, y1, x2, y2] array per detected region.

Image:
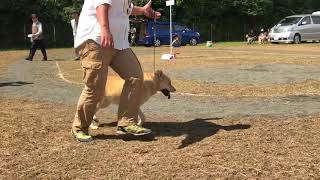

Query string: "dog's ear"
[[155, 70, 163, 79]]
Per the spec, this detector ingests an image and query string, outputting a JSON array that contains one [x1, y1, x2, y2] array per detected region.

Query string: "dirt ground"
[[0, 50, 24, 76], [1, 43, 320, 179], [59, 44, 320, 97]]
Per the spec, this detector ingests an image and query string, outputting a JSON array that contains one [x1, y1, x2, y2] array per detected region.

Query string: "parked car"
[[269, 12, 320, 44], [135, 20, 200, 47]]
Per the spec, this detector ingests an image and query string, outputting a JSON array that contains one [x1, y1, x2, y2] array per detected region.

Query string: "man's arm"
[[131, 6, 145, 16], [71, 19, 77, 37], [96, 4, 114, 48], [131, 0, 161, 19]]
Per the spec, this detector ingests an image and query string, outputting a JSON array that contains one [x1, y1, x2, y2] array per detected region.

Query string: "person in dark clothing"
[[25, 14, 47, 61], [245, 29, 256, 44]]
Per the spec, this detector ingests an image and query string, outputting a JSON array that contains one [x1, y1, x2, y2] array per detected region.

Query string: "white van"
[[269, 12, 320, 43]]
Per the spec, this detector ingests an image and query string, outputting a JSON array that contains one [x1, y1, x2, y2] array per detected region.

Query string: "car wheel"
[[189, 38, 198, 46], [154, 39, 161, 47], [293, 34, 301, 44]]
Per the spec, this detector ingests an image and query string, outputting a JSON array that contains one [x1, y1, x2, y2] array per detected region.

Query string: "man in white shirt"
[[25, 14, 47, 61], [71, 0, 161, 142], [70, 10, 80, 60]]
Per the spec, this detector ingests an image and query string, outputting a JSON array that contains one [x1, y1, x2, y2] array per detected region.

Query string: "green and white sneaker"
[[117, 125, 152, 136], [71, 130, 93, 142]]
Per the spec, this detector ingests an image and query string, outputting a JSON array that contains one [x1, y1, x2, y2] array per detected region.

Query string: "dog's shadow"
[[0, 81, 33, 87], [94, 118, 251, 149]]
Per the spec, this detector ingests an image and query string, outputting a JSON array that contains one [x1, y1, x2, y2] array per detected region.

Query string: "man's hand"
[[101, 30, 114, 49], [96, 4, 113, 49], [143, 0, 161, 19], [31, 34, 38, 40]]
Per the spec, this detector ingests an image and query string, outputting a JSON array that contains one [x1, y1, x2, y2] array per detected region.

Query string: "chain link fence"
[[1, 16, 265, 49], [187, 18, 252, 43], [0, 18, 74, 49]]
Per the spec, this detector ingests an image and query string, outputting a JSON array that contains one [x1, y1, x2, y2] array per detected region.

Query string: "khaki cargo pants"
[[72, 40, 143, 133]]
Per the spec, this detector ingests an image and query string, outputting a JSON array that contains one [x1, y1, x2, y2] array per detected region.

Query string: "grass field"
[[1, 43, 320, 179]]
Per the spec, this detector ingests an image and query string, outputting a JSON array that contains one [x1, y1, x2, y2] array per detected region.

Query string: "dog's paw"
[[89, 124, 99, 130]]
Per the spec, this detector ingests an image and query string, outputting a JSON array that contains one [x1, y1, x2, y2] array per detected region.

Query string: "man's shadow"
[[94, 118, 251, 149], [0, 81, 33, 87]]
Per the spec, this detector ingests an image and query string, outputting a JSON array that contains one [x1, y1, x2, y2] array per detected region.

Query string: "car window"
[[311, 16, 320, 24], [301, 16, 311, 25], [279, 17, 302, 26], [174, 24, 186, 31], [157, 24, 170, 31]]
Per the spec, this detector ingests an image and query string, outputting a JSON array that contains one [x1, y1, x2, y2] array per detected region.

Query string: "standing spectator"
[[25, 14, 47, 61], [172, 34, 181, 58], [130, 25, 137, 46], [70, 10, 80, 60]]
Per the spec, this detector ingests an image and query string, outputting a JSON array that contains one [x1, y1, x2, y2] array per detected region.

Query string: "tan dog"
[[90, 70, 176, 129]]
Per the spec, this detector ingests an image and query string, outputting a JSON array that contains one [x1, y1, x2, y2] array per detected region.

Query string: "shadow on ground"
[[0, 81, 33, 87], [94, 118, 251, 148]]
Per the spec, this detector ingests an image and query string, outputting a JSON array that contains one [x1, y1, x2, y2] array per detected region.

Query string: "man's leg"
[[72, 40, 115, 142], [25, 41, 38, 61], [74, 48, 80, 61], [110, 48, 151, 135], [39, 39, 47, 61]]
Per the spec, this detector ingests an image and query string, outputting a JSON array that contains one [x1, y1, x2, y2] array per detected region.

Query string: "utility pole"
[[166, 0, 174, 55], [161, 0, 175, 60], [210, 24, 213, 41], [53, 0, 57, 47]]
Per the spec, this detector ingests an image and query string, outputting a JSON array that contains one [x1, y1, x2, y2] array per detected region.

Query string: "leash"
[[153, 10, 156, 73], [152, 8, 164, 73]]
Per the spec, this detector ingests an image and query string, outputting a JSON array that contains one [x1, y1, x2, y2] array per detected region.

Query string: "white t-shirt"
[[32, 21, 44, 41], [74, 0, 134, 50], [70, 19, 78, 37]]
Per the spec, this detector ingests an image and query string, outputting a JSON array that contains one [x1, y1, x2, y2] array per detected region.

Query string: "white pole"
[[153, 13, 156, 72], [24, 23, 27, 48], [54, 24, 56, 47], [211, 24, 213, 41], [170, 5, 172, 54], [54, 0, 57, 47], [161, 0, 175, 60]]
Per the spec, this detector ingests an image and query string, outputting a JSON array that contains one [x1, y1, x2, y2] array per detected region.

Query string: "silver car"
[[269, 13, 320, 43]]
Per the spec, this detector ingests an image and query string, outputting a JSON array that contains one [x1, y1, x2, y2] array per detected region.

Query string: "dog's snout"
[[169, 86, 176, 92]]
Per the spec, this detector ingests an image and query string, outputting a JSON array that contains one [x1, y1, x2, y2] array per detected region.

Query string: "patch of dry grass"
[[173, 79, 320, 96], [2, 45, 320, 179], [1, 96, 320, 179], [217, 43, 320, 53]]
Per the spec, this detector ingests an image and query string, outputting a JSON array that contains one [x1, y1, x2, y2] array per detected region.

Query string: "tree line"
[[1, 0, 320, 48]]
